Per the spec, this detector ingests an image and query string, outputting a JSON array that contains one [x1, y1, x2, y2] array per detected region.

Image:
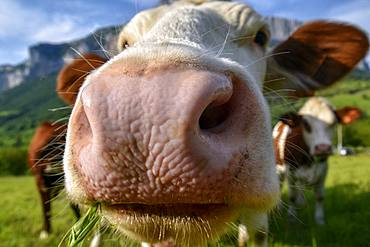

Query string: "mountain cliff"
[[0, 17, 368, 92], [0, 25, 121, 91]]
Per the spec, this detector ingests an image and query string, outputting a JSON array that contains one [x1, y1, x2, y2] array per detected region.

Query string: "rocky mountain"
[[266, 16, 303, 42], [0, 17, 369, 92], [0, 25, 121, 91]]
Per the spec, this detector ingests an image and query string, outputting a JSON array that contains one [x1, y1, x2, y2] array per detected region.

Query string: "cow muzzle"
[[67, 63, 254, 204]]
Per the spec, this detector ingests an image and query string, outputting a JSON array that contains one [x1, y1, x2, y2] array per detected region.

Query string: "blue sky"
[[0, 0, 369, 65]]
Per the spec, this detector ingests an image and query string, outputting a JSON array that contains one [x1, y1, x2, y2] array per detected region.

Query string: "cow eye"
[[122, 41, 129, 49], [303, 119, 312, 133], [254, 30, 268, 47]]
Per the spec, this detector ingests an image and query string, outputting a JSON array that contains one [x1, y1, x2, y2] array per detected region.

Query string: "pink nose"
[[68, 64, 253, 204], [314, 144, 332, 155]]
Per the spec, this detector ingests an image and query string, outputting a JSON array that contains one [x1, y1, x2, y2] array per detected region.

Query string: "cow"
[[55, 0, 368, 246], [28, 54, 107, 239], [273, 97, 362, 225]]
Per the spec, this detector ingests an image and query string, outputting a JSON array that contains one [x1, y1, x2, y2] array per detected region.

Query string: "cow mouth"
[[101, 203, 238, 245], [105, 203, 229, 217]]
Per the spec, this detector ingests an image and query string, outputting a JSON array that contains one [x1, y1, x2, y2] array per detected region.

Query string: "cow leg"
[[32, 173, 52, 239], [37, 183, 51, 239], [287, 171, 299, 222], [238, 212, 268, 247], [89, 231, 102, 247], [70, 203, 81, 219], [238, 223, 249, 247], [314, 162, 328, 225]]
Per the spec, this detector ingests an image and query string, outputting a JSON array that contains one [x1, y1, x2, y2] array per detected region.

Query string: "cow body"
[[274, 97, 362, 224], [52, 1, 368, 246], [28, 122, 81, 238]]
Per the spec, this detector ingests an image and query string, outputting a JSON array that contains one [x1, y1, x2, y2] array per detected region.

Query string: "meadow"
[[1, 154, 369, 247]]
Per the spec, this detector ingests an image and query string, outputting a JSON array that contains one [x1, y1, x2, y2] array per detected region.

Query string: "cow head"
[[280, 97, 362, 157], [59, 1, 368, 245]]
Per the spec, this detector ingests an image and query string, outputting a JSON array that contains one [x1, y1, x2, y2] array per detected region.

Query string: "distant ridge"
[[0, 25, 121, 92]]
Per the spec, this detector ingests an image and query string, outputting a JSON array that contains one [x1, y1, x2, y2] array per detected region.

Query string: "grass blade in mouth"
[[59, 204, 101, 247]]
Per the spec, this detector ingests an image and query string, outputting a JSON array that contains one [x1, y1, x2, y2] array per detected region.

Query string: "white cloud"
[[32, 15, 97, 43], [0, 0, 95, 43], [328, 0, 370, 34], [124, 0, 158, 7], [0, 0, 101, 63]]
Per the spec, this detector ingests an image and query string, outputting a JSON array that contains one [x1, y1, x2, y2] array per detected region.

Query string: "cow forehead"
[[118, 1, 267, 50], [299, 97, 337, 125]]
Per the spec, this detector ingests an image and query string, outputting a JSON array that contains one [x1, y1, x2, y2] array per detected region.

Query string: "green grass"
[[0, 177, 75, 247], [1, 154, 369, 246], [268, 153, 370, 247]]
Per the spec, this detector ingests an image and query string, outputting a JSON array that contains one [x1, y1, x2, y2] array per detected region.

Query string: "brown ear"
[[279, 112, 302, 128], [335, 107, 362, 125], [56, 53, 107, 105], [265, 21, 369, 97]]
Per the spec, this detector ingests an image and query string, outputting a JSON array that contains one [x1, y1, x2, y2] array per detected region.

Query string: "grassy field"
[[0, 154, 369, 247]]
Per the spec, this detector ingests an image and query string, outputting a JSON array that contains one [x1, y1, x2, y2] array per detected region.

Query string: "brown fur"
[[335, 106, 362, 124], [56, 53, 107, 105], [274, 120, 312, 168], [273, 123, 287, 167], [283, 124, 311, 168], [265, 21, 369, 96]]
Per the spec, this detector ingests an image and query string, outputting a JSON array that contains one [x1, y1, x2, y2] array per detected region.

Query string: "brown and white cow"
[[28, 122, 80, 239], [273, 97, 362, 225], [56, 1, 368, 246], [28, 54, 107, 239]]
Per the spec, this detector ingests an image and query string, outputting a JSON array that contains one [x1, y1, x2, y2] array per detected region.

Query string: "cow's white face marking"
[[299, 97, 337, 156], [119, 1, 269, 85]]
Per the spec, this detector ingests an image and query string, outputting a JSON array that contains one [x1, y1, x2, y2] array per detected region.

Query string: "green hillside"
[[0, 75, 70, 175], [0, 74, 67, 147]]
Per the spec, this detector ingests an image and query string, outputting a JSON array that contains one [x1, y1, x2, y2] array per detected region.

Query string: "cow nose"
[[314, 144, 332, 155], [80, 68, 234, 142], [68, 65, 254, 204]]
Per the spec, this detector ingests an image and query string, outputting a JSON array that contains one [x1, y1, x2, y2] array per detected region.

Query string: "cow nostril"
[[199, 100, 230, 131], [315, 144, 332, 154]]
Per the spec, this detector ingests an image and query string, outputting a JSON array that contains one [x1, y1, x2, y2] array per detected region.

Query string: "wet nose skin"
[[68, 66, 253, 204], [314, 144, 332, 156]]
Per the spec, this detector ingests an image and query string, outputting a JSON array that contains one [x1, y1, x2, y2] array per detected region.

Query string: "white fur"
[[272, 121, 291, 164], [299, 97, 336, 155], [39, 230, 49, 240], [294, 162, 327, 186]]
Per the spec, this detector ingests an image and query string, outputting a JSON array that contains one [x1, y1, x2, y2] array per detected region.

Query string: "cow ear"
[[278, 112, 302, 128], [265, 21, 369, 97], [56, 53, 107, 105], [335, 107, 362, 125]]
